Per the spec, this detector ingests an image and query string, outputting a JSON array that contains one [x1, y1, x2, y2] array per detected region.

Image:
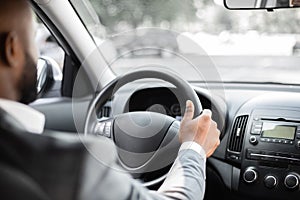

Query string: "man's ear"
[[4, 32, 24, 68]]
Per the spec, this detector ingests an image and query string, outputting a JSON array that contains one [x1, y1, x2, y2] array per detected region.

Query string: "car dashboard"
[[106, 81, 300, 200], [33, 81, 300, 200], [221, 86, 300, 200]]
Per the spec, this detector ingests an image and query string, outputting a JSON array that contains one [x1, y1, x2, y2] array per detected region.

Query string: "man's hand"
[[179, 100, 220, 157]]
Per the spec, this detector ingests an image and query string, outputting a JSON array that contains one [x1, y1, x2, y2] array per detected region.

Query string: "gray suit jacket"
[[79, 136, 206, 200], [0, 106, 206, 200]]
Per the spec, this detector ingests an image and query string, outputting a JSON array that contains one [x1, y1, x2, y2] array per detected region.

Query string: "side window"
[[36, 23, 65, 69]]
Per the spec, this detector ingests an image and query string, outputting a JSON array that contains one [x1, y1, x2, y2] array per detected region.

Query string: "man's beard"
[[19, 53, 37, 104]]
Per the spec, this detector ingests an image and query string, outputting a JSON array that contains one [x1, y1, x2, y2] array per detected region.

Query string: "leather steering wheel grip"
[[85, 68, 202, 134]]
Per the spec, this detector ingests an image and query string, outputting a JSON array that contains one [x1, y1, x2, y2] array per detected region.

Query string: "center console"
[[228, 108, 300, 199]]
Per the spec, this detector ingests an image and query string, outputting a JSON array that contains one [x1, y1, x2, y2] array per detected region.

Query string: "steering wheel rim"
[[84, 69, 202, 186]]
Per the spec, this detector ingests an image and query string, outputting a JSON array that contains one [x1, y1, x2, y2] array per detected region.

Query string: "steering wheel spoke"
[[93, 118, 114, 138]]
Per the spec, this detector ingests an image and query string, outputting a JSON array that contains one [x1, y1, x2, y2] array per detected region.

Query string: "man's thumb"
[[182, 100, 194, 121]]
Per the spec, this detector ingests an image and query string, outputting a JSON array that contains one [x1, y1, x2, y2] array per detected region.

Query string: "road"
[[109, 55, 300, 84]]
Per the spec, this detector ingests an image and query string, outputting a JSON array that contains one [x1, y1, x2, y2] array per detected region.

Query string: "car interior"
[[2, 0, 300, 199]]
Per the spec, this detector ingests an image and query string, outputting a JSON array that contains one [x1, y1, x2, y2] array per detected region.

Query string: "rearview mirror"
[[224, 0, 300, 10]]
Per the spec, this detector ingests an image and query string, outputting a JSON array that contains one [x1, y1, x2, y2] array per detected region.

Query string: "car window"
[[35, 23, 65, 70], [70, 0, 300, 84]]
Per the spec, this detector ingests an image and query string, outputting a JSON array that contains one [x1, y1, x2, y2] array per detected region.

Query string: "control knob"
[[284, 173, 299, 190], [243, 167, 258, 184], [264, 175, 277, 189]]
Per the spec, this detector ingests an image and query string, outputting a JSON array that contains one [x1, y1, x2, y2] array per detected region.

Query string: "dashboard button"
[[104, 121, 112, 137], [249, 136, 258, 145], [229, 154, 239, 160], [251, 129, 261, 135], [251, 123, 262, 135], [297, 141, 300, 149], [94, 123, 105, 136]]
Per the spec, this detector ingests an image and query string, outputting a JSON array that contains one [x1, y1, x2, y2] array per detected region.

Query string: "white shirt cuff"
[[179, 141, 206, 160]]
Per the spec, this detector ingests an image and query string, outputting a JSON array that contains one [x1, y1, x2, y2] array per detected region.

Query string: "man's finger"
[[182, 100, 194, 121], [201, 109, 212, 118]]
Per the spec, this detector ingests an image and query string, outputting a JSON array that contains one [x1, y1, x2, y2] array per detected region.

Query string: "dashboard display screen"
[[262, 122, 296, 140]]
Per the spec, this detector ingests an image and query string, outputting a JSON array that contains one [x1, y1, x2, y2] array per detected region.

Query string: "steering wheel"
[[84, 69, 202, 187]]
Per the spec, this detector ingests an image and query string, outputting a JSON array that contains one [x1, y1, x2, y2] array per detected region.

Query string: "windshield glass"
[[70, 0, 300, 84]]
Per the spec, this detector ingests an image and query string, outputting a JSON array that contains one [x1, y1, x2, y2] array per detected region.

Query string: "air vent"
[[98, 106, 111, 118], [228, 115, 249, 153]]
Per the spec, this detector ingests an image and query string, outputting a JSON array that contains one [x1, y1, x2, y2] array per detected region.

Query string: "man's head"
[[0, 0, 38, 104]]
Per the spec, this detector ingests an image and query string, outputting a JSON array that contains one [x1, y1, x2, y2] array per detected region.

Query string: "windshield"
[[70, 0, 300, 84]]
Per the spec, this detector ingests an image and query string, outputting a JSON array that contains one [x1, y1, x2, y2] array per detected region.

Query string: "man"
[[291, 0, 300, 6], [0, 0, 220, 199]]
